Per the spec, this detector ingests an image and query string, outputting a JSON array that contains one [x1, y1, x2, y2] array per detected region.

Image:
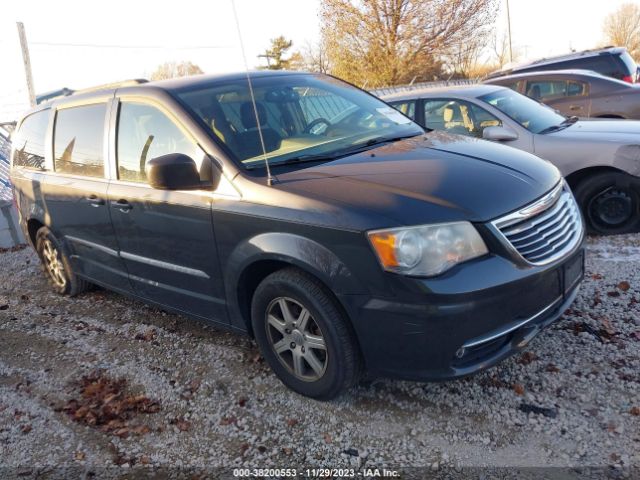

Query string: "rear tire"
[[35, 227, 89, 296], [251, 268, 361, 400], [573, 172, 640, 235]]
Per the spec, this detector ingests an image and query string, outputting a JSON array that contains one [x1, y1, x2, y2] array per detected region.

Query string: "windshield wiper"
[[271, 133, 422, 167], [539, 116, 579, 134]]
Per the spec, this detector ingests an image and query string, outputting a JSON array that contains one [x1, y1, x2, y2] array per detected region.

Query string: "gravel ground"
[[0, 235, 639, 479]]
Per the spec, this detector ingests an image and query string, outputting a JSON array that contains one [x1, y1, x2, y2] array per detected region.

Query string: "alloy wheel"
[[41, 239, 67, 288], [265, 297, 328, 382]]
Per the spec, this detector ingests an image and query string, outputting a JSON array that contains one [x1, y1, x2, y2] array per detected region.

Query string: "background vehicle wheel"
[[251, 267, 361, 400], [573, 172, 640, 235], [35, 227, 89, 296]]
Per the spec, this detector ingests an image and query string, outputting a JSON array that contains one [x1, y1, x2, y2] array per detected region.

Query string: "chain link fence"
[[370, 78, 479, 97], [0, 129, 13, 202]]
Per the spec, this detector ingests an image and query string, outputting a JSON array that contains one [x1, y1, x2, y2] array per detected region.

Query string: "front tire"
[[35, 227, 89, 296], [573, 172, 640, 235], [251, 268, 361, 400]]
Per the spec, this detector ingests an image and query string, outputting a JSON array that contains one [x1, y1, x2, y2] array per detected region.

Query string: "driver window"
[[117, 102, 202, 183], [424, 99, 501, 138]]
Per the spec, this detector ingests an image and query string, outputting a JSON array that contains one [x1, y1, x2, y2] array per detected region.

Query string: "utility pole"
[[506, 0, 513, 63], [17, 22, 36, 107]]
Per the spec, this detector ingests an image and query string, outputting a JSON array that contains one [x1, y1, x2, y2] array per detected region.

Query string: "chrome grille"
[[492, 182, 583, 265]]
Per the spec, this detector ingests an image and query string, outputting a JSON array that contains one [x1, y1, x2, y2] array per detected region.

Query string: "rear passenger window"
[[567, 81, 586, 96], [54, 104, 106, 177], [117, 102, 201, 183], [13, 110, 49, 170], [526, 81, 567, 100]]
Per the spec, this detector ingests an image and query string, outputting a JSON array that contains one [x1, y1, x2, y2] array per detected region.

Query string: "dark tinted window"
[[54, 104, 106, 177], [569, 56, 616, 76], [616, 51, 637, 79], [521, 55, 618, 77], [13, 110, 49, 170], [117, 102, 202, 183]]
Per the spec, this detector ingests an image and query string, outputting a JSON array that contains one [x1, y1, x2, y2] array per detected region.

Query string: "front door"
[[107, 100, 227, 322]]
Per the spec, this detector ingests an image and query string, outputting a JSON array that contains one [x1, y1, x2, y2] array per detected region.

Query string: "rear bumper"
[[339, 245, 584, 382]]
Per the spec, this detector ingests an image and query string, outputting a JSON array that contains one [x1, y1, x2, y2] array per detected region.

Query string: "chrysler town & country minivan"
[[11, 72, 585, 399]]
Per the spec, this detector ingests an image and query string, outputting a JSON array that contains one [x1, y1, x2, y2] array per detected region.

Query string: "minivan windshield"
[[479, 88, 567, 134], [176, 74, 423, 169]]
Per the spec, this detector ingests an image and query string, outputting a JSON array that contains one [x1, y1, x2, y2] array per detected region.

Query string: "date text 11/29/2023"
[[233, 467, 401, 478]]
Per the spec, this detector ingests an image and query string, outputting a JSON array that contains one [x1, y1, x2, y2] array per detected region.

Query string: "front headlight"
[[367, 222, 488, 276]]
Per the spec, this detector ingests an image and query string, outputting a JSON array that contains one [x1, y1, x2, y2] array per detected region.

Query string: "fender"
[[224, 232, 366, 331], [613, 144, 640, 177]]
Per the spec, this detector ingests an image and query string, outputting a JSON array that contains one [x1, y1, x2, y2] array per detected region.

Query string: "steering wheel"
[[304, 118, 331, 135]]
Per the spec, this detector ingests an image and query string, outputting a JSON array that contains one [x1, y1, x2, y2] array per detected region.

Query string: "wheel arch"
[[565, 165, 629, 192], [225, 232, 365, 336], [26, 217, 46, 247]]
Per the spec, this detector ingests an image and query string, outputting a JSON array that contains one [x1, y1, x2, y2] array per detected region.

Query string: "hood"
[[274, 132, 560, 226]]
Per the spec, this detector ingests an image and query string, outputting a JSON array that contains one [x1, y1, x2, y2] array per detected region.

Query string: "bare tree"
[[445, 29, 490, 78], [299, 42, 332, 74], [491, 31, 521, 68], [603, 3, 640, 60], [150, 61, 203, 81], [320, 0, 498, 87]]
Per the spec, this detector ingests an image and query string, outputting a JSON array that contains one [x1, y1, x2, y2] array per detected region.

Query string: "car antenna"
[[231, 0, 275, 186]]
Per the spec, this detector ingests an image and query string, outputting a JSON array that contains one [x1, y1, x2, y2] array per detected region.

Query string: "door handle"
[[111, 199, 133, 212], [569, 105, 582, 111], [85, 195, 105, 207]]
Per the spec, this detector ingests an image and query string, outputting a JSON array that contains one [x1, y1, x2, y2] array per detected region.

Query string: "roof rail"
[[73, 78, 149, 95], [36, 79, 150, 105]]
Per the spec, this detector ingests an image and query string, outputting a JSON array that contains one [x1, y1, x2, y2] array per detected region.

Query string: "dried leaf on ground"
[[62, 370, 159, 437], [618, 281, 631, 292]]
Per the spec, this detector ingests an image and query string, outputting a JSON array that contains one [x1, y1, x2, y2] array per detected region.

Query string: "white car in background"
[[382, 85, 640, 235]]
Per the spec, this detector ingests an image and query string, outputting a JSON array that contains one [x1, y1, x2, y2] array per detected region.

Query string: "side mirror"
[[147, 153, 217, 190], [482, 126, 519, 142]]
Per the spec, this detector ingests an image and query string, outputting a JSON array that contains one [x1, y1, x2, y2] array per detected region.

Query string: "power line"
[[30, 41, 233, 50]]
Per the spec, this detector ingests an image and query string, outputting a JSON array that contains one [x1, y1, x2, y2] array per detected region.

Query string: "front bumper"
[[338, 244, 585, 382]]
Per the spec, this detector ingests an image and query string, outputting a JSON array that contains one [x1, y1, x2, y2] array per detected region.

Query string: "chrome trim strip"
[[493, 181, 564, 229], [462, 295, 563, 349], [490, 182, 584, 267], [66, 235, 210, 279], [120, 251, 210, 279], [66, 235, 119, 257]]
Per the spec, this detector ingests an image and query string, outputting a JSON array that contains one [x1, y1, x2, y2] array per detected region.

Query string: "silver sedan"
[[382, 85, 640, 235]]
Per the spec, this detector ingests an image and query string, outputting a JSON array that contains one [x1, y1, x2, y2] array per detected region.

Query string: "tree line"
[[151, 1, 640, 88]]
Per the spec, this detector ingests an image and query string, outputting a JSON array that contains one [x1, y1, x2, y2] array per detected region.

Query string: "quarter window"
[[54, 104, 106, 177], [13, 110, 49, 170], [389, 101, 416, 120], [117, 102, 202, 183]]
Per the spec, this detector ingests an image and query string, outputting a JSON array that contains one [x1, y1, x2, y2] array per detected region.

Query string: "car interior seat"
[[443, 105, 470, 135], [235, 101, 281, 160]]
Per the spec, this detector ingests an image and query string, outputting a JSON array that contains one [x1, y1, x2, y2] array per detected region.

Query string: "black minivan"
[[10, 72, 585, 399]]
